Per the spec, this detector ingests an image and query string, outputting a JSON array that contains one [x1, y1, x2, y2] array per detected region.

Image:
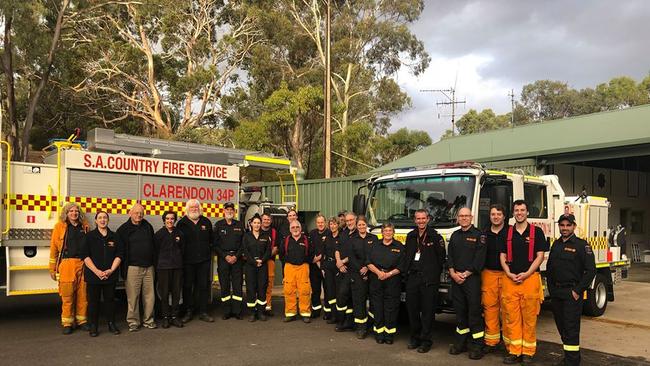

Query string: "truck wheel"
[[583, 273, 607, 317]]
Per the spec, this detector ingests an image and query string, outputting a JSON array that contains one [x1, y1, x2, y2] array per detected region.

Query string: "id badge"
[[414, 252, 421, 261]]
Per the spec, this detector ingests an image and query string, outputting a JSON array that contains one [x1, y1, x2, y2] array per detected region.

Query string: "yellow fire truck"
[[353, 162, 630, 316], [0, 128, 295, 297]]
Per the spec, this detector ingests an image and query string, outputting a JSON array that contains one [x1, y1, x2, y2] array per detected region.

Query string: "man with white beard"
[[177, 199, 215, 323]]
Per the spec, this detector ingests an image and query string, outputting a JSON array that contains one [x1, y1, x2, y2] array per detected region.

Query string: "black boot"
[[89, 324, 98, 337], [182, 310, 193, 323], [107, 322, 121, 335], [162, 317, 170, 329]]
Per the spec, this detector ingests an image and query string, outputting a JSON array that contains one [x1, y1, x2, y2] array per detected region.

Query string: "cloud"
[[391, 0, 650, 140]]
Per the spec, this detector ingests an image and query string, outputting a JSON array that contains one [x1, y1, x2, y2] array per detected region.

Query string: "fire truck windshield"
[[367, 175, 476, 228]]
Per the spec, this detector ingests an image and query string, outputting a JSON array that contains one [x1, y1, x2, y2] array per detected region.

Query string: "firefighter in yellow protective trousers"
[[499, 200, 549, 364], [260, 213, 279, 316], [481, 204, 508, 353], [49, 202, 90, 334], [280, 220, 313, 323]]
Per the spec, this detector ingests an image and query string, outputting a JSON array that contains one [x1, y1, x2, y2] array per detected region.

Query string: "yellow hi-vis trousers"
[[502, 272, 543, 356], [283, 263, 311, 318]]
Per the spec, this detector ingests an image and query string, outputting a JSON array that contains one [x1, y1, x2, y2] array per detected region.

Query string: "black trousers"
[[351, 271, 370, 329], [451, 275, 484, 349], [369, 273, 401, 340], [551, 289, 583, 366], [309, 262, 323, 313], [183, 260, 211, 314], [157, 268, 183, 318], [86, 282, 116, 326], [245, 263, 269, 313], [406, 273, 439, 346], [217, 257, 243, 315], [335, 271, 353, 326], [322, 265, 338, 315]]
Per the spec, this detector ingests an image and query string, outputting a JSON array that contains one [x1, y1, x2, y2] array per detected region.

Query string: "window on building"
[[631, 211, 644, 234], [523, 183, 548, 219]]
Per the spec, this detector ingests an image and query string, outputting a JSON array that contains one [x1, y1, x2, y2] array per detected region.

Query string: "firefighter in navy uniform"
[[213, 202, 245, 320], [367, 223, 404, 345], [348, 215, 378, 339], [334, 212, 358, 331], [308, 215, 328, 318], [546, 214, 596, 366], [402, 209, 446, 353], [322, 218, 342, 323], [448, 207, 487, 360]]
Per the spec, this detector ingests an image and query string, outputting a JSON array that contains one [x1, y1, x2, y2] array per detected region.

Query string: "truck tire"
[[583, 273, 607, 317]]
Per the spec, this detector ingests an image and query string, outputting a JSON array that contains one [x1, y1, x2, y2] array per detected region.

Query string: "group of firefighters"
[[49, 198, 595, 366]]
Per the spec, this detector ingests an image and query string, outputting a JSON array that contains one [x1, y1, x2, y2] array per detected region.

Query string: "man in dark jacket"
[[401, 209, 446, 353], [213, 202, 245, 320], [177, 199, 215, 323], [117, 203, 157, 332]]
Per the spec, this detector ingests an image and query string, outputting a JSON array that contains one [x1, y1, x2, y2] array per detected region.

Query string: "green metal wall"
[[246, 175, 368, 217]]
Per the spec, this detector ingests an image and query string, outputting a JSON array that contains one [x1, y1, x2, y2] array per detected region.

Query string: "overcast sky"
[[392, 0, 650, 140]]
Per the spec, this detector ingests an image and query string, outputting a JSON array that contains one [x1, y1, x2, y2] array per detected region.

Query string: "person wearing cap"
[[214, 202, 245, 320], [546, 213, 595, 366], [499, 200, 548, 364]]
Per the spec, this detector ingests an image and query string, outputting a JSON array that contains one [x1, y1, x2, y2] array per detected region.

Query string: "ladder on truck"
[[277, 170, 299, 211]]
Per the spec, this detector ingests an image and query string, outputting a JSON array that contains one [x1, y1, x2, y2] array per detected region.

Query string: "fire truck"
[[352, 162, 630, 316], [0, 128, 296, 297]]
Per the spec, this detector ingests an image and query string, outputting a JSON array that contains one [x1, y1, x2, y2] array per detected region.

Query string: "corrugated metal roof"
[[375, 105, 650, 172]]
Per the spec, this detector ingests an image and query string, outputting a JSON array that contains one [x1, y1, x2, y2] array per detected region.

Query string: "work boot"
[[62, 326, 73, 335], [521, 355, 534, 364], [78, 323, 90, 332], [162, 317, 170, 329], [326, 316, 337, 324], [235, 314, 244, 320], [311, 309, 321, 318], [356, 329, 368, 340], [503, 354, 521, 364], [249, 313, 257, 322], [449, 344, 467, 355], [222, 313, 231, 320], [384, 335, 394, 345], [199, 313, 215, 322], [323, 313, 331, 321], [182, 311, 194, 323], [89, 326, 98, 337], [171, 317, 184, 328], [417, 344, 432, 353], [108, 322, 121, 335], [264, 308, 274, 317], [283, 316, 296, 323], [468, 349, 484, 360], [407, 338, 421, 350], [258, 313, 268, 321], [375, 334, 385, 344], [302, 316, 311, 323], [482, 344, 498, 354]]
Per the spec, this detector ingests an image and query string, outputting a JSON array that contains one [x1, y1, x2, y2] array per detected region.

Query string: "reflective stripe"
[[385, 327, 397, 334], [232, 295, 243, 301], [456, 327, 470, 335], [285, 313, 296, 317], [354, 317, 368, 324], [328, 299, 337, 305], [373, 326, 385, 333], [300, 312, 311, 317], [247, 302, 256, 308], [345, 308, 353, 314], [563, 344, 580, 352], [221, 295, 232, 301], [503, 336, 511, 344], [75, 315, 87, 320], [472, 331, 485, 339], [49, 259, 57, 263], [61, 317, 74, 323], [368, 311, 374, 318], [336, 305, 347, 311], [510, 339, 523, 345], [323, 307, 332, 312], [312, 305, 323, 310], [485, 333, 501, 340], [256, 300, 267, 306], [523, 341, 537, 348]]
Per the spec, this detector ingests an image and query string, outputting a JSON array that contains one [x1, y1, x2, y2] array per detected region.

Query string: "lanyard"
[[416, 231, 427, 253]]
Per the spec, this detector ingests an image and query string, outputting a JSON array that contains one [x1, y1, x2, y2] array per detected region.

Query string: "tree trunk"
[[20, 0, 70, 161], [1, 14, 21, 160]]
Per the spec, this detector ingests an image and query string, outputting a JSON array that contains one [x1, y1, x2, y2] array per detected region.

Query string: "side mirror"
[[353, 194, 366, 215]]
